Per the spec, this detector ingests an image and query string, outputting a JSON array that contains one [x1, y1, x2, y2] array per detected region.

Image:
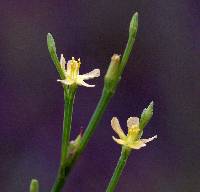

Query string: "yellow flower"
[[111, 116, 157, 149], [57, 54, 100, 87]]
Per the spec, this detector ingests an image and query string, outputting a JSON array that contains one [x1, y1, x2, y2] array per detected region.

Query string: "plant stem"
[[106, 147, 131, 192], [50, 86, 76, 192], [50, 86, 111, 192], [52, 86, 114, 184], [47, 12, 138, 192], [55, 11, 139, 183], [61, 87, 76, 162], [80, 88, 113, 152]]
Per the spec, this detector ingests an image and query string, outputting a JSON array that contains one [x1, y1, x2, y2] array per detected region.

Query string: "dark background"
[[0, 0, 199, 191]]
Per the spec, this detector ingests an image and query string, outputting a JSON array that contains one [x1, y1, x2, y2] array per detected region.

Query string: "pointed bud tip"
[[132, 12, 138, 22], [47, 32, 53, 40], [47, 32, 56, 51], [134, 12, 138, 17], [148, 101, 154, 112], [47, 33, 54, 44], [147, 101, 154, 113], [149, 101, 154, 107], [129, 12, 138, 36]]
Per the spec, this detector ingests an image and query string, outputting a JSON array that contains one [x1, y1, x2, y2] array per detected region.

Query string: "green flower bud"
[[129, 12, 138, 40], [139, 101, 154, 131], [30, 179, 39, 192], [105, 54, 121, 81], [47, 33, 66, 80]]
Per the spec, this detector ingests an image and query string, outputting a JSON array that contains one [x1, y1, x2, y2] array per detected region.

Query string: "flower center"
[[67, 57, 81, 80], [127, 127, 140, 142]]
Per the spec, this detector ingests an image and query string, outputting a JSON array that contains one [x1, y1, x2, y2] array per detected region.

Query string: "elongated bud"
[[47, 33, 56, 54], [129, 12, 138, 39], [105, 54, 121, 81], [47, 33, 65, 79], [139, 101, 154, 131], [120, 12, 138, 73], [30, 179, 39, 192]]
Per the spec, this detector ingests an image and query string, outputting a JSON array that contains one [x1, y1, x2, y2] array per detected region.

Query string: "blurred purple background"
[[0, 0, 199, 191]]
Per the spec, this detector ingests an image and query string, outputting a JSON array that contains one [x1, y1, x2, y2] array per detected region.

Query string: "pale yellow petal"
[[57, 79, 73, 85], [128, 140, 146, 149], [60, 54, 66, 70], [66, 60, 72, 76], [77, 78, 95, 87], [111, 117, 126, 139], [127, 117, 139, 129], [112, 136, 126, 146], [79, 69, 100, 80], [141, 135, 157, 143]]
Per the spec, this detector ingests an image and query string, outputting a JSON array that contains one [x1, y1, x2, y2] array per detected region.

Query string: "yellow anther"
[[128, 127, 140, 137]]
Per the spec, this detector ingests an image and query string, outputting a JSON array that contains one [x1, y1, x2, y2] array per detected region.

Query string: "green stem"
[[47, 12, 138, 192], [61, 88, 76, 162], [55, 11, 139, 182], [50, 86, 76, 192], [50, 86, 112, 192], [56, 86, 114, 181], [106, 147, 131, 192], [80, 88, 113, 152], [50, 166, 66, 192]]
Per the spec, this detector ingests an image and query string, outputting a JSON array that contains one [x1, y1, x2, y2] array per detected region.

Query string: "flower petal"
[[141, 135, 157, 143], [66, 60, 73, 76], [60, 54, 66, 70], [79, 69, 100, 80], [57, 79, 73, 85], [128, 140, 146, 149], [77, 79, 95, 87], [127, 117, 139, 129], [112, 136, 126, 146], [111, 117, 126, 139]]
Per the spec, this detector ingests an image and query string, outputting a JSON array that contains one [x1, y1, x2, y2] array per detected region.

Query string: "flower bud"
[[105, 54, 121, 81], [129, 12, 138, 39], [139, 101, 154, 131], [30, 179, 39, 192]]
